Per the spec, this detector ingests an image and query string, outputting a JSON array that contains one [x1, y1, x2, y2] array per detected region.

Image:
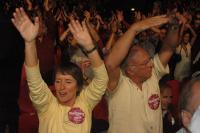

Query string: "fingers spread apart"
[[11, 7, 28, 27], [68, 19, 83, 34]]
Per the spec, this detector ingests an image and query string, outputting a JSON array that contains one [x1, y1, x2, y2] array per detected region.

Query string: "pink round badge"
[[148, 94, 160, 110], [68, 107, 85, 124]]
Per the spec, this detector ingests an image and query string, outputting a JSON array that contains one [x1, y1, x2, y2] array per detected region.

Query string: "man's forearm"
[[105, 24, 137, 69], [159, 23, 180, 67]]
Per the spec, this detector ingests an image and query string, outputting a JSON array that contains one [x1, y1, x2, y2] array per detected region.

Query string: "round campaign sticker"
[[68, 107, 85, 124], [148, 94, 160, 110]]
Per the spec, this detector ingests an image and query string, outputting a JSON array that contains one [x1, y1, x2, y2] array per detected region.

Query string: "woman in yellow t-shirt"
[[11, 7, 108, 133]]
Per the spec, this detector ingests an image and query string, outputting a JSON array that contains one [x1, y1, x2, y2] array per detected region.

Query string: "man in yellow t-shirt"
[[107, 54, 169, 133]]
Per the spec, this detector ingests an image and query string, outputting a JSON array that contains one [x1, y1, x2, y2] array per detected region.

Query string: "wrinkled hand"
[[68, 19, 93, 50], [11, 7, 39, 43], [133, 15, 169, 33]]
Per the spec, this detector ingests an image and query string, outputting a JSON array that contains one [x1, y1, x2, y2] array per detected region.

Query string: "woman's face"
[[159, 29, 167, 41], [183, 33, 190, 44], [54, 73, 78, 106], [161, 87, 172, 110]]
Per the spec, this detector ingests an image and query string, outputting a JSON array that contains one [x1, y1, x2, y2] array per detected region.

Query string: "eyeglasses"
[[192, 71, 200, 78], [128, 57, 153, 68]]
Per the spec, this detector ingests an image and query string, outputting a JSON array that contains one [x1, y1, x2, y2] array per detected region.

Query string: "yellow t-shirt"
[[107, 54, 169, 133], [25, 63, 108, 133]]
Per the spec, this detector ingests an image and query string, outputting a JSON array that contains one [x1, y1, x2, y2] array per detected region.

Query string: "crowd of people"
[[0, 0, 200, 133]]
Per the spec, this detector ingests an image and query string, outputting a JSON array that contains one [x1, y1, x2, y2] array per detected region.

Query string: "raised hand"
[[176, 13, 187, 24], [116, 10, 124, 22], [111, 19, 118, 33], [84, 11, 91, 21], [132, 15, 169, 33], [95, 14, 104, 24], [11, 8, 39, 44], [68, 19, 93, 50], [68, 13, 75, 21], [134, 11, 142, 21]]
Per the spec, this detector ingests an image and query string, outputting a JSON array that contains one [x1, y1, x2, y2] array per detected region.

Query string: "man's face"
[[183, 33, 190, 44], [127, 48, 154, 81], [161, 87, 172, 110], [159, 29, 167, 41]]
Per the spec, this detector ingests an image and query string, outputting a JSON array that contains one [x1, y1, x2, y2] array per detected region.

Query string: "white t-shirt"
[[176, 128, 187, 133], [174, 43, 191, 81], [189, 106, 200, 133]]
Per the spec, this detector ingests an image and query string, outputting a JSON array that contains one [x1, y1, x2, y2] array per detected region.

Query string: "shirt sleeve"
[[78, 63, 108, 110], [25, 63, 55, 114], [153, 54, 169, 80]]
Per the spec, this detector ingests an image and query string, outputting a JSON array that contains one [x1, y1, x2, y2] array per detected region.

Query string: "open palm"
[[68, 20, 93, 49], [11, 8, 39, 43]]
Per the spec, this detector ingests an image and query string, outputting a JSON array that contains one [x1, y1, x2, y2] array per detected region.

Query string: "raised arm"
[[43, 0, 49, 11], [59, 28, 70, 42], [11, 8, 54, 114], [178, 14, 187, 43], [105, 15, 169, 91], [84, 11, 101, 43], [69, 19, 108, 109], [11, 7, 39, 67], [158, 14, 183, 68], [105, 19, 118, 52], [68, 19, 103, 68], [25, 0, 33, 11], [158, 24, 180, 68], [185, 23, 197, 46]]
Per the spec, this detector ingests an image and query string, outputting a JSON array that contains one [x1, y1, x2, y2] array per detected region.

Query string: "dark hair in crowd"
[[160, 83, 172, 94], [54, 61, 84, 95]]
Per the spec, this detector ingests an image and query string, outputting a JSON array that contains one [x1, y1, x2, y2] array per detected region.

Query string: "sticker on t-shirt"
[[68, 107, 85, 124], [148, 94, 160, 110]]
